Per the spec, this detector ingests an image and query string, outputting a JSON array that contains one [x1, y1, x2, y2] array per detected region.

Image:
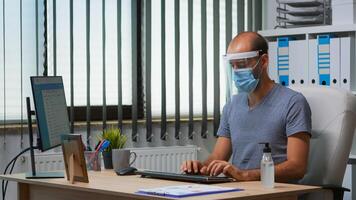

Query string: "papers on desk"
[[137, 184, 243, 198]]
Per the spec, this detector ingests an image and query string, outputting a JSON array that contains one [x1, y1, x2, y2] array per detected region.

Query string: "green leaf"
[[100, 126, 127, 152]]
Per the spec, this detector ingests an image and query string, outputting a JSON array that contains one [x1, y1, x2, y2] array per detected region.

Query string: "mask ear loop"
[[251, 56, 263, 79]]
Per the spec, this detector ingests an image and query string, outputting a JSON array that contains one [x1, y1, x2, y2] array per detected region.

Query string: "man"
[[180, 32, 311, 182]]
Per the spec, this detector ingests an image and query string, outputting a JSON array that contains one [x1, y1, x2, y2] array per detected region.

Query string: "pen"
[[89, 140, 110, 164]]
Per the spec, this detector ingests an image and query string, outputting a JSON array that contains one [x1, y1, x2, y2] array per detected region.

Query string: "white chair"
[[290, 85, 356, 200]]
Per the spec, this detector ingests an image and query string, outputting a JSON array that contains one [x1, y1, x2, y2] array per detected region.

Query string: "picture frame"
[[61, 134, 89, 184]]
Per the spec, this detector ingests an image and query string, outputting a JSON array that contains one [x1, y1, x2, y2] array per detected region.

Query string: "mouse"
[[115, 167, 137, 176]]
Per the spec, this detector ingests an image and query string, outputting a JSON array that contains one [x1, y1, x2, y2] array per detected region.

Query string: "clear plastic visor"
[[223, 51, 260, 101], [223, 51, 260, 70]]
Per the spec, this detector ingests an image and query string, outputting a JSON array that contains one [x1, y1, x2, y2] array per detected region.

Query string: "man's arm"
[[203, 137, 232, 165], [221, 132, 310, 181], [181, 136, 232, 174]]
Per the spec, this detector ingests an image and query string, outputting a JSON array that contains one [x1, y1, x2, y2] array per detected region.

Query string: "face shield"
[[223, 51, 261, 102]]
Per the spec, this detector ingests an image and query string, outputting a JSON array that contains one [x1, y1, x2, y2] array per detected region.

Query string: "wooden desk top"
[[0, 170, 321, 200]]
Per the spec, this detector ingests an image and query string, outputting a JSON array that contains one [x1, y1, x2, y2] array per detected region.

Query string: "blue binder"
[[317, 35, 331, 86], [277, 37, 289, 86]]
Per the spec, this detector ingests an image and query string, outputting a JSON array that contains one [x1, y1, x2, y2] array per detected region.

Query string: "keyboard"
[[136, 170, 235, 184]]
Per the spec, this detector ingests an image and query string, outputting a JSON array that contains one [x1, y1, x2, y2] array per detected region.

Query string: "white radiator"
[[25, 145, 198, 173], [129, 145, 198, 173]]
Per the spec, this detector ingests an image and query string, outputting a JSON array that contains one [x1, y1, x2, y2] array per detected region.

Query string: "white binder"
[[308, 39, 318, 86], [340, 37, 351, 90], [329, 38, 340, 88], [289, 40, 308, 86], [268, 41, 278, 83]]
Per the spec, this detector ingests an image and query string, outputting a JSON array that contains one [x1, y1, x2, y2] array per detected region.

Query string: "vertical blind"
[[46, 0, 135, 144], [46, 0, 133, 108], [0, 0, 262, 144], [1, 0, 43, 122], [144, 0, 262, 140], [0, 0, 44, 146]]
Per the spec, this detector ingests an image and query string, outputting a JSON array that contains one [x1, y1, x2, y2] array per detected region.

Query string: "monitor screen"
[[31, 76, 70, 151]]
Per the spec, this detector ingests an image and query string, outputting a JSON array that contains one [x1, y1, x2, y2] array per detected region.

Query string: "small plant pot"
[[102, 151, 113, 169]]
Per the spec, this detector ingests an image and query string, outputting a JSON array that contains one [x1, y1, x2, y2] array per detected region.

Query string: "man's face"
[[227, 34, 269, 80], [230, 56, 260, 71], [227, 38, 261, 71]]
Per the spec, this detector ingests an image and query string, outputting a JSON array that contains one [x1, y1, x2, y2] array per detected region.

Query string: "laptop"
[[136, 170, 235, 184]]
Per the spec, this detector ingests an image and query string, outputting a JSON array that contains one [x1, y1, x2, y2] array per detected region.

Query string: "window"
[[1, 0, 145, 125], [0, 0, 43, 123], [46, 0, 136, 122]]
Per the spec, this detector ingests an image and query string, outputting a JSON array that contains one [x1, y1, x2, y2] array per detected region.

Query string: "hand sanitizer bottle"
[[260, 143, 274, 188]]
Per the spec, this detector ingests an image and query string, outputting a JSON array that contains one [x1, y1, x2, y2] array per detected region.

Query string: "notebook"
[[137, 184, 243, 198]]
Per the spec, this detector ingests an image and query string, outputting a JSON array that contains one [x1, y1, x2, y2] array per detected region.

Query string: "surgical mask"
[[223, 50, 263, 97], [233, 58, 261, 93]]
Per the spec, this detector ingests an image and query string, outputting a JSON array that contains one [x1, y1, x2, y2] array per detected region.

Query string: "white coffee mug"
[[112, 149, 137, 170]]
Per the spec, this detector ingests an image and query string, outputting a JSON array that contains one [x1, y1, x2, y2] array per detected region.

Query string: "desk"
[[0, 170, 321, 200], [348, 156, 356, 200]]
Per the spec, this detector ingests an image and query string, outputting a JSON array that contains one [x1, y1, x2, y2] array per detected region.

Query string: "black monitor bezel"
[[30, 76, 69, 152]]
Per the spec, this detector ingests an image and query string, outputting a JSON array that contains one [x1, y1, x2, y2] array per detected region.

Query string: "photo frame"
[[61, 134, 89, 184]]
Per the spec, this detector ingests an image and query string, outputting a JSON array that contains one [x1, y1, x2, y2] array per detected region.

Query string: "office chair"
[[290, 85, 356, 200]]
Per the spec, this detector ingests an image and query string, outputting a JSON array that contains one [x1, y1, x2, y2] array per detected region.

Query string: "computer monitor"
[[30, 76, 70, 151], [26, 76, 70, 179]]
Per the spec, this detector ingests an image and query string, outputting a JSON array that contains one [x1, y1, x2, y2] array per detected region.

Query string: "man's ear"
[[261, 54, 269, 71]]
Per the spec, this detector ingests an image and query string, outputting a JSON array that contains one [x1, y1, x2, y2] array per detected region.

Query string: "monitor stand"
[[25, 97, 64, 179], [25, 171, 65, 179]]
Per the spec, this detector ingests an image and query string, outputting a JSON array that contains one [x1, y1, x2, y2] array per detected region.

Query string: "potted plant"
[[98, 127, 127, 169]]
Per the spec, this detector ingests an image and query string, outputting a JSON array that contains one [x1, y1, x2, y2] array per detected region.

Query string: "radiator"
[[129, 145, 198, 173], [25, 145, 198, 173]]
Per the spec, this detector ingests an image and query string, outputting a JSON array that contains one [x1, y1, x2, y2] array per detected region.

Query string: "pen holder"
[[84, 151, 102, 171]]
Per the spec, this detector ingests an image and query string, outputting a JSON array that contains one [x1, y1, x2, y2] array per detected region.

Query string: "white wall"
[[263, 0, 277, 30]]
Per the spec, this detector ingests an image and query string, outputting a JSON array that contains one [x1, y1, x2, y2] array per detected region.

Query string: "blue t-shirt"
[[217, 84, 312, 170]]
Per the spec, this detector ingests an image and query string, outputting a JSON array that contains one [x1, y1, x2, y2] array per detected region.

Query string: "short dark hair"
[[249, 32, 268, 55]]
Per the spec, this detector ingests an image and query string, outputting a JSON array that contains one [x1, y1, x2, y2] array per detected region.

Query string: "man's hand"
[[222, 163, 245, 180], [180, 160, 208, 174], [206, 160, 245, 180], [180, 137, 232, 175], [206, 160, 230, 176]]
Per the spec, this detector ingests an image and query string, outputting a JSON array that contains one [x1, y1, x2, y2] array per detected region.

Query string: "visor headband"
[[223, 50, 260, 61]]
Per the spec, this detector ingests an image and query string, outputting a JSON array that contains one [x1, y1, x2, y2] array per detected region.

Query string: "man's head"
[[227, 32, 268, 55], [225, 32, 271, 93]]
